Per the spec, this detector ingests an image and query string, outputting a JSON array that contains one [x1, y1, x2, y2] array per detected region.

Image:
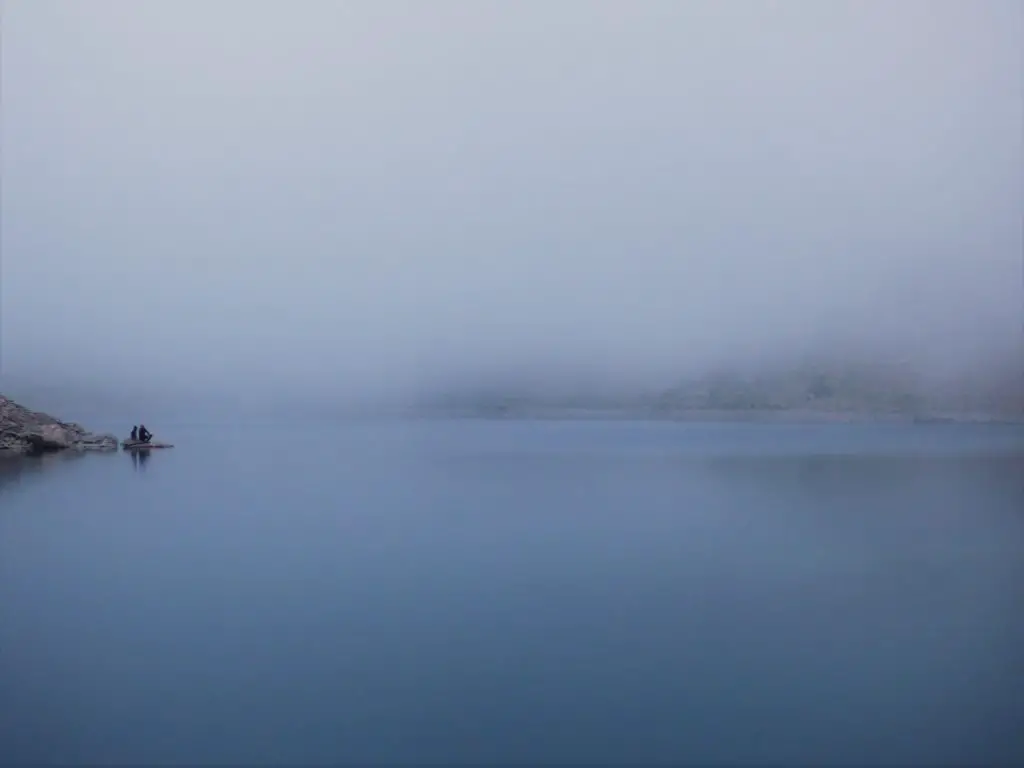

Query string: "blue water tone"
[[2, 420, 1022, 764]]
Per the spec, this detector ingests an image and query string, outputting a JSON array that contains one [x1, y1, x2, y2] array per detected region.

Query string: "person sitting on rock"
[[138, 424, 152, 443], [130, 426, 138, 441]]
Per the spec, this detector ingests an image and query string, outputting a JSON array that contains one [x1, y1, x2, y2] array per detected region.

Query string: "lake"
[[1, 420, 1022, 764]]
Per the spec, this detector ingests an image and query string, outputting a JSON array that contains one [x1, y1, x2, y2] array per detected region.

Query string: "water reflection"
[[0, 456, 38, 493], [0, 453, 85, 495], [129, 448, 151, 471], [702, 454, 1024, 509]]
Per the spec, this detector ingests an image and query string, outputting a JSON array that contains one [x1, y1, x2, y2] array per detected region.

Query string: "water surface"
[[2, 421, 1022, 764]]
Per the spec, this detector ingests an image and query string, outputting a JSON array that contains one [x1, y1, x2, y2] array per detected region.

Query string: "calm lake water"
[[1, 420, 1022, 764]]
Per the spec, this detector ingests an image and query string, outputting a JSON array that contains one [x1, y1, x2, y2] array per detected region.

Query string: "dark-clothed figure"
[[138, 425, 152, 443], [130, 426, 138, 441]]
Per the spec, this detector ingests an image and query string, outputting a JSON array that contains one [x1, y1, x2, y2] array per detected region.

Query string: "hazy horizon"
[[2, 0, 1021, 409]]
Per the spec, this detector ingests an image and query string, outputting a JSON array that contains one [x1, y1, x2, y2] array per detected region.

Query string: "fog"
[[1, 1, 1021, 410]]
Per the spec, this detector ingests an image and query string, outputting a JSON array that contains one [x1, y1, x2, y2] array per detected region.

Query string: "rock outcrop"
[[0, 395, 118, 456]]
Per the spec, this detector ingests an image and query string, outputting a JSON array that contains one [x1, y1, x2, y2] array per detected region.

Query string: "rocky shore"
[[0, 394, 118, 456]]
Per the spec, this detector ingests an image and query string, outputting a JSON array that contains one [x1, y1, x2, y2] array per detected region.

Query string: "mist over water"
[[2, 1, 1021, 409], [1, 5, 1022, 762]]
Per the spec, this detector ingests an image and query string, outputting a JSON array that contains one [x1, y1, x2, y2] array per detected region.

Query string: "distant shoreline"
[[412, 407, 1024, 425]]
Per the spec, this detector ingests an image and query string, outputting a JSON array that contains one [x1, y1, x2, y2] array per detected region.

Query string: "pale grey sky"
[[2, 0, 1021, 404]]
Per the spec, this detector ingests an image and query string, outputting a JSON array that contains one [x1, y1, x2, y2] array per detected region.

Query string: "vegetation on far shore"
[[419, 359, 1024, 421]]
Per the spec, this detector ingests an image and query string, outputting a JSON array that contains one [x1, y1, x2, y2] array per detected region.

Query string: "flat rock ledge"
[[0, 394, 118, 456]]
